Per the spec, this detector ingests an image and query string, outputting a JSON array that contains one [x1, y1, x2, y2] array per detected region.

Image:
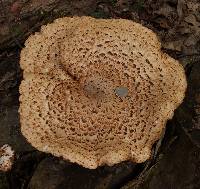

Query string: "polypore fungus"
[[19, 17, 187, 169], [0, 144, 14, 171]]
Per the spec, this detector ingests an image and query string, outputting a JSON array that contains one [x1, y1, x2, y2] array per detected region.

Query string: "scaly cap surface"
[[19, 17, 187, 169]]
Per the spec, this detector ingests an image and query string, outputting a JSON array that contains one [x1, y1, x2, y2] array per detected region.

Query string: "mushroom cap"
[[19, 17, 187, 169]]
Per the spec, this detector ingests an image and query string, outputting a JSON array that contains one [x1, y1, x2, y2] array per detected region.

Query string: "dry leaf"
[[184, 14, 200, 35], [184, 34, 198, 46], [184, 14, 198, 25], [155, 4, 174, 18], [162, 40, 183, 51]]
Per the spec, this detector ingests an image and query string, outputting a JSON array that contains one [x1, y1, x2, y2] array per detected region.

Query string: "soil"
[[0, 0, 200, 189]]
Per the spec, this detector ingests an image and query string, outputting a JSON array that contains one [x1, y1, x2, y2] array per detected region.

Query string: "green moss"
[[132, 0, 145, 11], [108, 0, 117, 6], [90, 9, 110, 19], [11, 25, 22, 36]]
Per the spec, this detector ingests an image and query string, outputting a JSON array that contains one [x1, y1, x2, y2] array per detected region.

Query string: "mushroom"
[[0, 144, 14, 171], [19, 17, 187, 169]]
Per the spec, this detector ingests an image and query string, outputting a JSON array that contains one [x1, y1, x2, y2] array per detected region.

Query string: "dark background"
[[0, 0, 200, 188]]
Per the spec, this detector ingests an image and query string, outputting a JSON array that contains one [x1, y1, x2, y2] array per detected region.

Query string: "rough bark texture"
[[0, 0, 200, 188]]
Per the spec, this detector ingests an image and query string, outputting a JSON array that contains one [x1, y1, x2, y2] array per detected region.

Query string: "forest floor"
[[0, 0, 200, 189]]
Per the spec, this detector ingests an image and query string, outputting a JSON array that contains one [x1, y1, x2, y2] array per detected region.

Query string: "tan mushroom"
[[19, 17, 187, 169], [0, 144, 14, 171]]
